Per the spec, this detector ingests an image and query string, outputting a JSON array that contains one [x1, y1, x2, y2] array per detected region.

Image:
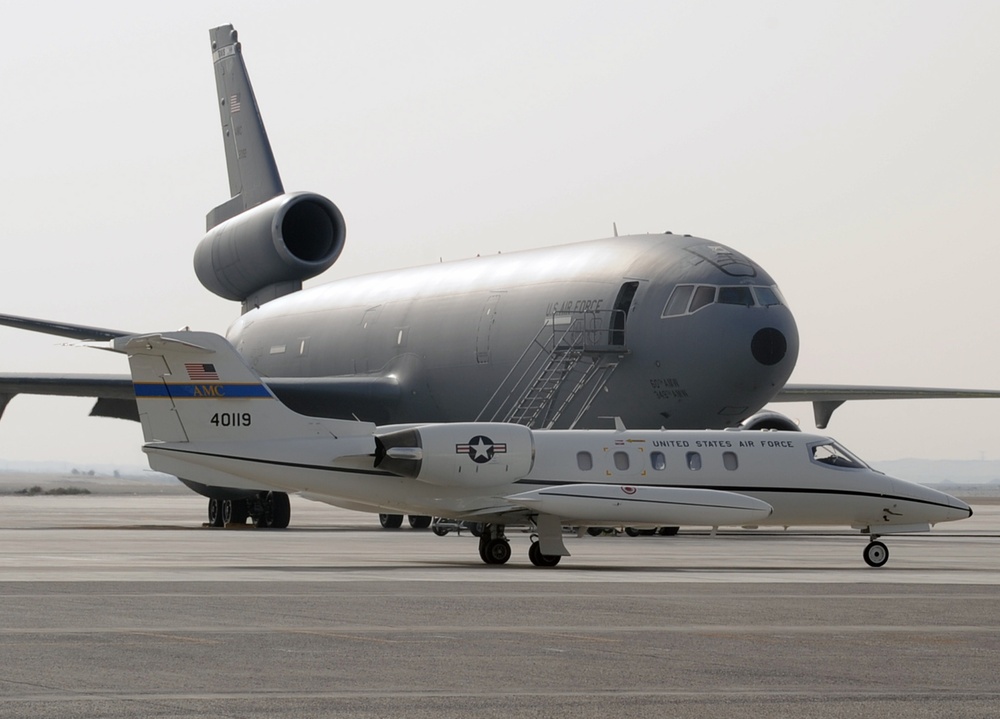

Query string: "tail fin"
[[111, 331, 372, 444], [207, 25, 284, 230]]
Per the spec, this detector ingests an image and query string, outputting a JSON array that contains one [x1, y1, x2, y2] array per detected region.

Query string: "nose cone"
[[890, 478, 974, 525]]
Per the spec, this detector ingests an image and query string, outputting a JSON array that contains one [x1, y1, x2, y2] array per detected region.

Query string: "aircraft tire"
[[224, 499, 249, 525], [408, 515, 432, 530], [658, 526, 680, 536], [863, 540, 889, 568], [379, 514, 404, 529], [432, 525, 449, 537], [624, 527, 640, 537], [480, 538, 511, 565], [528, 541, 561, 567], [208, 498, 225, 527], [269, 492, 291, 529]]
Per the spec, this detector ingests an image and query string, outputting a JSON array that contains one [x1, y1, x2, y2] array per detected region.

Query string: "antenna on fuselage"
[[613, 222, 619, 237]]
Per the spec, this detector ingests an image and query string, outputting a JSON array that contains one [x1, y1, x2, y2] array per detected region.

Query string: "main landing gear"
[[378, 514, 433, 529], [206, 491, 290, 529], [863, 538, 889, 568], [476, 524, 562, 567]]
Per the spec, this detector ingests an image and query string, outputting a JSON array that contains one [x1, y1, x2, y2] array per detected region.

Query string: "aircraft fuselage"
[[228, 233, 800, 429]]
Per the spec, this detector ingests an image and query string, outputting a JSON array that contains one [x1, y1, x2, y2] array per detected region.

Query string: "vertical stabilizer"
[[114, 332, 374, 444], [207, 25, 284, 230]]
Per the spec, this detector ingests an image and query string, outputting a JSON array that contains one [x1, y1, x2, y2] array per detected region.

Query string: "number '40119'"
[[210, 412, 251, 427]]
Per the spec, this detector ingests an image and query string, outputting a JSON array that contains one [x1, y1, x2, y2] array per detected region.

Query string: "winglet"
[[207, 25, 284, 230]]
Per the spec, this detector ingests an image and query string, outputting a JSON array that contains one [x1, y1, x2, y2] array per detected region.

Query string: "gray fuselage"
[[227, 233, 799, 430]]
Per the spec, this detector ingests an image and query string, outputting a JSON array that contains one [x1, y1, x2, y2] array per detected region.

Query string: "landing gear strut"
[[863, 538, 889, 567]]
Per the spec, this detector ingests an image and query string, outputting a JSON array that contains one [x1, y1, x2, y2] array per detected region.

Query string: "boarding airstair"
[[477, 310, 626, 429]]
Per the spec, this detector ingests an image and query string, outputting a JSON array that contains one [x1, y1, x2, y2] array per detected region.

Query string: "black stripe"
[[148, 446, 396, 477]]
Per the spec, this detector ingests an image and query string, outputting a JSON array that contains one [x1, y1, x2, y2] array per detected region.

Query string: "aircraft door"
[[476, 294, 502, 364], [609, 281, 639, 346]]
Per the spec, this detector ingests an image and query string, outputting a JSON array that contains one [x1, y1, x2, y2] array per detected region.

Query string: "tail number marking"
[[211, 412, 252, 428]]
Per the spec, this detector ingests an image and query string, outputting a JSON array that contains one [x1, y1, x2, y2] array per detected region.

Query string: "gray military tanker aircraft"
[[1, 25, 997, 530]]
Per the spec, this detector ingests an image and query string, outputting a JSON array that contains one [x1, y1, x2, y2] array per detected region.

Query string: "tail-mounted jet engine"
[[374, 423, 535, 488], [194, 191, 346, 311], [740, 410, 801, 432]]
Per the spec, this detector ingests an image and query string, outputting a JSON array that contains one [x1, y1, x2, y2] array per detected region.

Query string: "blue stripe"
[[133, 383, 272, 398]]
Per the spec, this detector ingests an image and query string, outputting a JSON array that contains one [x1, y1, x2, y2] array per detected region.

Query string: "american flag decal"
[[229, 94, 241, 113], [185, 363, 219, 381]]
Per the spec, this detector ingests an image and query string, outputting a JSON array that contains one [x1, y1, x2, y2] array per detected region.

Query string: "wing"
[[774, 384, 1000, 428]]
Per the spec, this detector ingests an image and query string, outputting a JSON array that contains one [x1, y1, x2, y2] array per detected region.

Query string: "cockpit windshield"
[[661, 284, 786, 317], [809, 441, 868, 470]]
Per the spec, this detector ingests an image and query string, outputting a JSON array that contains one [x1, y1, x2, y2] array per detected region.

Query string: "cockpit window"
[[689, 285, 716, 313], [718, 286, 754, 307], [753, 286, 781, 306], [661, 283, 785, 318], [810, 441, 867, 470], [662, 285, 694, 317]]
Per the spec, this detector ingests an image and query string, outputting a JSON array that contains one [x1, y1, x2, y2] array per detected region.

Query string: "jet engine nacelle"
[[194, 192, 346, 302], [740, 410, 801, 432], [374, 423, 535, 488]]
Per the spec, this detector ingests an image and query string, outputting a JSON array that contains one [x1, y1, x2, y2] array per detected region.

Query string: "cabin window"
[[689, 286, 716, 313], [686, 452, 702, 471], [723, 451, 739, 471], [577, 451, 593, 471], [650, 451, 666, 471], [614, 451, 630, 471], [662, 285, 694, 317]]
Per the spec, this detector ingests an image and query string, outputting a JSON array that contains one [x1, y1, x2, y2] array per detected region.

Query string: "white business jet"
[[108, 331, 972, 568]]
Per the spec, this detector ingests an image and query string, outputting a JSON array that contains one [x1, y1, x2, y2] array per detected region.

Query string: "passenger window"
[[650, 451, 666, 471], [754, 286, 781, 307], [662, 285, 694, 317], [614, 451, 630, 471], [718, 286, 754, 306], [723, 451, 738, 471], [689, 286, 716, 313], [577, 451, 593, 471], [686, 452, 702, 471]]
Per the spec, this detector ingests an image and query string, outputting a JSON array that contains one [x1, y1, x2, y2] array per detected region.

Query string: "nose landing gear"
[[863, 538, 889, 567]]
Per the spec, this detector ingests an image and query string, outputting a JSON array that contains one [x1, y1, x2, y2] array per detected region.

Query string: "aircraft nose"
[[949, 495, 973, 520]]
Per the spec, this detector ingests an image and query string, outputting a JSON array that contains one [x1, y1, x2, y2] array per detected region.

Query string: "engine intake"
[[374, 423, 535, 488], [194, 192, 345, 305]]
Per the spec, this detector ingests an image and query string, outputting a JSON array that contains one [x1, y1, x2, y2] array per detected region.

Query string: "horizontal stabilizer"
[[0, 313, 132, 341], [505, 484, 772, 527]]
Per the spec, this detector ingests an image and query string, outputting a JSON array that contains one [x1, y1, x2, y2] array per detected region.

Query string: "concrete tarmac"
[[0, 492, 998, 718]]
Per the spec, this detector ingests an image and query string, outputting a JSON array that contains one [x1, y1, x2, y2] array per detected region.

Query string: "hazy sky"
[[1, 1, 998, 467]]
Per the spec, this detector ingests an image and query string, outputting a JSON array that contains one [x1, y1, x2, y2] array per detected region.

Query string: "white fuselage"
[[144, 427, 971, 532]]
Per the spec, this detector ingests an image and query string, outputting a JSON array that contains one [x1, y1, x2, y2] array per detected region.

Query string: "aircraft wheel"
[[479, 538, 512, 565], [658, 526, 680, 536], [863, 540, 889, 568], [224, 499, 249, 525], [379, 513, 403, 529], [207, 498, 224, 527], [269, 492, 291, 529], [432, 525, 449, 537], [528, 541, 561, 567], [408, 515, 432, 529], [624, 527, 640, 537], [468, 522, 484, 538]]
